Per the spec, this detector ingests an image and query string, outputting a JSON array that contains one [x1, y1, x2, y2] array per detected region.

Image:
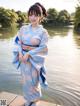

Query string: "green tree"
[[0, 8, 18, 27], [74, 0, 80, 32], [74, 6, 80, 32], [47, 8, 58, 25], [57, 10, 70, 25], [16, 11, 28, 26]]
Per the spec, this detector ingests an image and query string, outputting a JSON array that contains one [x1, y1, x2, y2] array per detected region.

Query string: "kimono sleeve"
[[13, 27, 23, 53], [28, 30, 49, 71], [28, 29, 49, 55], [28, 30, 49, 87]]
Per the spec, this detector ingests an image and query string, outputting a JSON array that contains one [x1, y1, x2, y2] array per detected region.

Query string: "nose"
[[30, 15, 35, 19], [32, 15, 35, 18]]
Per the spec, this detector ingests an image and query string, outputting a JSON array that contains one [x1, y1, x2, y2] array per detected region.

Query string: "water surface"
[[0, 26, 80, 106]]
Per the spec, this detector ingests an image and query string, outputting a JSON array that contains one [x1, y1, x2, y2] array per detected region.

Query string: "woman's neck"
[[31, 23, 39, 28]]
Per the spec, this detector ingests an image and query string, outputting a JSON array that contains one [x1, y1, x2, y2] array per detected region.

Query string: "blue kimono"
[[13, 24, 48, 105]]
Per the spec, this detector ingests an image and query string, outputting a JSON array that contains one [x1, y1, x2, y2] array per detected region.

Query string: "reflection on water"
[[0, 27, 18, 39], [45, 29, 80, 106], [73, 32, 80, 47], [0, 26, 80, 106], [47, 26, 72, 37]]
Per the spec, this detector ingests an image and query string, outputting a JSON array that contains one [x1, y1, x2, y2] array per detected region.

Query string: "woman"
[[13, 2, 49, 106]]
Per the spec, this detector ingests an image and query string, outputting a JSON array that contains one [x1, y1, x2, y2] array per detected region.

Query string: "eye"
[[29, 13, 33, 16], [29, 14, 32, 16]]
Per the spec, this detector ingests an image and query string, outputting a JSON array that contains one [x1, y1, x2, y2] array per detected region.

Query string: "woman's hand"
[[22, 45, 36, 51], [19, 52, 23, 62], [23, 53, 30, 63]]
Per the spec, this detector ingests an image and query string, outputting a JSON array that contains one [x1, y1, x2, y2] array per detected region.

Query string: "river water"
[[0, 26, 80, 106]]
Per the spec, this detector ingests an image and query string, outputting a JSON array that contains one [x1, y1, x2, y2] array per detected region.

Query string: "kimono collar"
[[29, 23, 43, 30]]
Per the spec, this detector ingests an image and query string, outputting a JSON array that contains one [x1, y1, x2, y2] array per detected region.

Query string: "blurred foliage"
[[0, 7, 28, 28], [74, 0, 80, 33], [0, 7, 71, 28], [74, 6, 80, 33], [43, 9, 71, 26]]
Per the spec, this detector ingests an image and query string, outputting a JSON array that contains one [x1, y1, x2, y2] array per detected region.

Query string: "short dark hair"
[[28, 4, 42, 17], [28, 3, 47, 17]]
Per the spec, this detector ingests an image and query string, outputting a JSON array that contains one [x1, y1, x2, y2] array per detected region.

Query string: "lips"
[[31, 20, 36, 22]]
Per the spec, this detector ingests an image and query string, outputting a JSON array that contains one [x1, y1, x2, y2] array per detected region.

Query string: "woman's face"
[[28, 13, 41, 26]]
